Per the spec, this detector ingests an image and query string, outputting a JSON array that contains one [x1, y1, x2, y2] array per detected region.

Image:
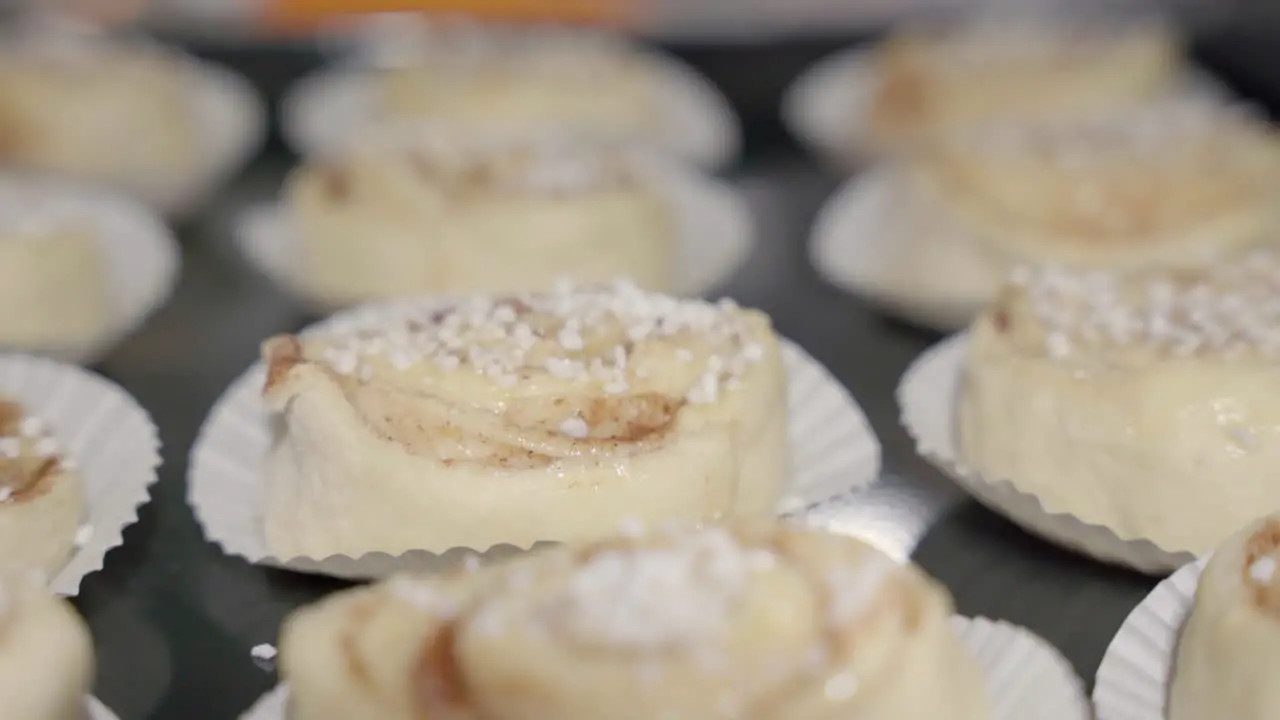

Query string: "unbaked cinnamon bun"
[[261, 281, 787, 559], [864, 17, 1181, 153], [287, 131, 673, 305], [0, 36, 198, 201], [280, 523, 991, 720]]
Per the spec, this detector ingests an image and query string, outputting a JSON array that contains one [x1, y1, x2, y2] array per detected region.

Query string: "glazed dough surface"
[[960, 253, 1280, 553], [262, 281, 788, 558], [281, 524, 991, 720]]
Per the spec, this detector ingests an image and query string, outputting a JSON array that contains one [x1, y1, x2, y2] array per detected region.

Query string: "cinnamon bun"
[[960, 251, 1280, 553], [280, 523, 991, 720], [0, 575, 94, 720], [0, 398, 85, 579], [878, 95, 1280, 318], [372, 23, 655, 143], [0, 185, 109, 351], [261, 281, 788, 559], [864, 18, 1181, 153], [1170, 514, 1280, 718], [0, 37, 198, 201], [287, 132, 673, 305]]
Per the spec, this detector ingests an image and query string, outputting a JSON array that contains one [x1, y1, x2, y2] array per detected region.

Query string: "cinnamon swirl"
[[0, 575, 94, 720], [0, 37, 198, 201], [1170, 514, 1280, 719], [0, 398, 85, 579], [287, 132, 673, 306], [961, 251, 1280, 553], [864, 18, 1180, 153], [0, 185, 109, 351], [372, 23, 655, 143], [261, 281, 787, 559], [280, 523, 990, 720]]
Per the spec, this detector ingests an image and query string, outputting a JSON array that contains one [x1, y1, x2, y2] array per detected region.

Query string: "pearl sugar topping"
[[1011, 251, 1280, 361], [549, 527, 777, 650], [314, 280, 765, 406]]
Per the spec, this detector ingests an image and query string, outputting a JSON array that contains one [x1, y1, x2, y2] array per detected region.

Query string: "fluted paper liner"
[[239, 615, 1087, 720], [0, 176, 181, 365], [0, 353, 161, 595], [233, 152, 754, 310], [1094, 556, 1208, 719], [151, 54, 265, 217], [88, 696, 118, 720], [783, 45, 1232, 172], [899, 333, 1195, 574], [810, 168, 980, 333], [188, 301, 881, 580], [782, 47, 875, 171], [280, 51, 740, 170]]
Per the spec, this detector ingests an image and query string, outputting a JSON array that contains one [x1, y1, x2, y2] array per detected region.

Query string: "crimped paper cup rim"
[[953, 615, 1091, 720], [809, 167, 983, 332], [89, 695, 119, 720], [232, 149, 753, 310], [189, 297, 881, 579], [238, 615, 1086, 720], [898, 333, 1195, 574], [0, 175, 182, 365], [0, 353, 162, 596], [279, 50, 740, 170], [1093, 555, 1208, 719]]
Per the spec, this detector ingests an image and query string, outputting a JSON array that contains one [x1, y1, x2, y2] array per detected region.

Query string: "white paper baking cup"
[[233, 153, 753, 310], [238, 615, 1086, 720], [1093, 555, 1208, 720], [898, 333, 1194, 574], [280, 52, 740, 171], [781, 47, 875, 171], [188, 299, 880, 579], [155, 53, 265, 217], [810, 167, 984, 332], [0, 175, 181, 366], [88, 696, 119, 720], [0, 353, 161, 595]]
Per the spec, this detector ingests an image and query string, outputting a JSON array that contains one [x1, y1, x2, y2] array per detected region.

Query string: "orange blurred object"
[[261, 0, 639, 33]]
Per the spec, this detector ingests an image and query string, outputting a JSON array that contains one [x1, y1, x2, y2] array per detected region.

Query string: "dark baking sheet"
[[75, 24, 1280, 717]]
